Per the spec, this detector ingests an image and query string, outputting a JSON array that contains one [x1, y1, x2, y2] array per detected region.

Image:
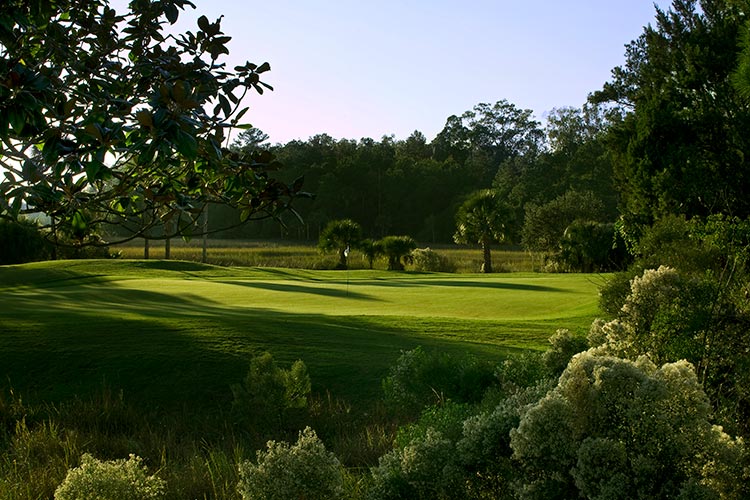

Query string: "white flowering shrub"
[[457, 382, 550, 471], [590, 266, 724, 364], [368, 428, 463, 500], [237, 427, 344, 500], [592, 265, 750, 440], [510, 351, 745, 499], [54, 453, 165, 500], [541, 329, 588, 377]]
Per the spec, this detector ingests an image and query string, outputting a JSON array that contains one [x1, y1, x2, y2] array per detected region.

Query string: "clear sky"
[[166, 1, 672, 144]]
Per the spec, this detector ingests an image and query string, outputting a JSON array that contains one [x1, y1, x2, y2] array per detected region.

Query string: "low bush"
[[510, 352, 747, 499], [541, 329, 588, 378], [410, 247, 457, 273], [0, 218, 51, 264], [54, 453, 165, 500], [237, 427, 345, 500], [230, 351, 311, 433], [382, 348, 496, 417], [395, 401, 473, 448], [368, 428, 463, 500]]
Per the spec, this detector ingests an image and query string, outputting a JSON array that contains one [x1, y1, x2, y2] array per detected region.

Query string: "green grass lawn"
[[0, 260, 606, 411]]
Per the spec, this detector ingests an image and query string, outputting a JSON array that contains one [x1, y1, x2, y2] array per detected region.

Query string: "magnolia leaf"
[[164, 3, 179, 24], [197, 14, 210, 32], [174, 129, 198, 159], [136, 110, 153, 127]]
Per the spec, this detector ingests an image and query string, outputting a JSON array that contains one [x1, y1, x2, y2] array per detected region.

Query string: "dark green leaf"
[[174, 129, 198, 159], [218, 94, 232, 117], [164, 3, 179, 24], [197, 15, 210, 32], [71, 210, 87, 232], [8, 108, 25, 135]]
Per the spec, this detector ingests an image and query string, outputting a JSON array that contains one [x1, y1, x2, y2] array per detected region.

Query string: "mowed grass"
[[0, 259, 606, 412]]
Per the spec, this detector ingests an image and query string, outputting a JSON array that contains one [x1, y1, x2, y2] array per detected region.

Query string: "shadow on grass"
[[364, 278, 563, 292], [0, 278, 531, 412], [217, 280, 380, 301], [128, 260, 216, 273]]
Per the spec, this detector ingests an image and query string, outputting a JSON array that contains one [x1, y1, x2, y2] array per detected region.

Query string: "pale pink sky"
[[125, 0, 674, 144]]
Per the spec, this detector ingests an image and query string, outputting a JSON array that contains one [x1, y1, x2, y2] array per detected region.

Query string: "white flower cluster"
[[54, 453, 165, 500], [237, 427, 345, 500]]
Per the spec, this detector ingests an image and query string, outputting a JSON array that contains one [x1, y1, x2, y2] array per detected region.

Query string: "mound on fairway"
[[0, 260, 605, 410]]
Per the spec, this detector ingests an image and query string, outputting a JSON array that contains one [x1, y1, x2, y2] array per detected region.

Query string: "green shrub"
[[556, 220, 629, 272], [368, 428, 463, 500], [230, 352, 311, 431], [237, 427, 345, 500], [0, 218, 51, 264], [457, 382, 551, 498], [382, 348, 496, 417], [494, 351, 546, 392], [54, 453, 165, 500], [598, 268, 638, 315], [395, 401, 473, 449], [410, 247, 457, 273]]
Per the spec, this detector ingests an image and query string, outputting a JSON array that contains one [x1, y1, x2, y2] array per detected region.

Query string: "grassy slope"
[[0, 260, 606, 410]]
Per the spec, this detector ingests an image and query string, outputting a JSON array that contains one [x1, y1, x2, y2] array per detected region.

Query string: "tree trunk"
[[202, 204, 208, 264], [50, 216, 58, 260], [144, 238, 149, 259], [164, 219, 171, 260], [481, 239, 492, 273]]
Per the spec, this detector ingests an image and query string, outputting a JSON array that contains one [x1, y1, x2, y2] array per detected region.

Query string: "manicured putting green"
[[0, 260, 606, 409]]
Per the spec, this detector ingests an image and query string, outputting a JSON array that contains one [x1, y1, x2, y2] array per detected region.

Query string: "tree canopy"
[[0, 0, 303, 247], [591, 0, 750, 241]]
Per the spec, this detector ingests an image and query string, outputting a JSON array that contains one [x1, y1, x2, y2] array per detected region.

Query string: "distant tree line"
[[219, 102, 618, 250]]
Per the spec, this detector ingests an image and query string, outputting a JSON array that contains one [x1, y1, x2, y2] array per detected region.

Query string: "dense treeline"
[[215, 102, 618, 249]]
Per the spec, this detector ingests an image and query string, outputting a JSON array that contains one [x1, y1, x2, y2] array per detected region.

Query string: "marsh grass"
[[112, 239, 535, 272], [0, 384, 398, 500]]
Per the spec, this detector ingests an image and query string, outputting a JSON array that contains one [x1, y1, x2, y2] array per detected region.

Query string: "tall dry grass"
[[112, 239, 535, 273]]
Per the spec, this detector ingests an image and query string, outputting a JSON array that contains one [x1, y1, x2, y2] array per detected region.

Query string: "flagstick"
[[344, 245, 350, 297]]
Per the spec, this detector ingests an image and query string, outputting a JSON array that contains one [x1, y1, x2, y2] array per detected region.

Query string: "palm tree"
[[318, 219, 363, 269], [378, 235, 417, 271], [454, 189, 507, 273]]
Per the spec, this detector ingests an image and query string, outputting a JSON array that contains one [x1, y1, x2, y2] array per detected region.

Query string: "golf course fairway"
[[0, 260, 607, 408]]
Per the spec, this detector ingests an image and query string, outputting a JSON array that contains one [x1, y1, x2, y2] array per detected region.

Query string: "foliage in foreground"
[[230, 351, 311, 435], [237, 427, 345, 500], [511, 353, 744, 499], [54, 453, 165, 500]]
